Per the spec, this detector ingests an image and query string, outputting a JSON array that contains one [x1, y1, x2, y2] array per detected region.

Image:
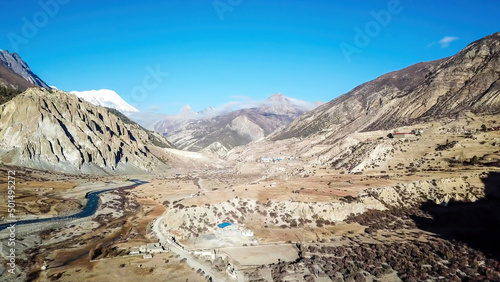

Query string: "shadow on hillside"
[[412, 172, 500, 261]]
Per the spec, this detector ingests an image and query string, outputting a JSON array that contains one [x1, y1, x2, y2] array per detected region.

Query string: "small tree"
[[470, 155, 479, 165], [481, 124, 487, 132], [387, 133, 394, 139]]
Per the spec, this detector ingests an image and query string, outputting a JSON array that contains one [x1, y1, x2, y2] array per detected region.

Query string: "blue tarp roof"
[[217, 222, 232, 228]]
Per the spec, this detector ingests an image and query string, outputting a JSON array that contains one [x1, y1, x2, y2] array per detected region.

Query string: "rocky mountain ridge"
[[0, 88, 172, 175], [273, 32, 500, 142], [0, 50, 49, 89]]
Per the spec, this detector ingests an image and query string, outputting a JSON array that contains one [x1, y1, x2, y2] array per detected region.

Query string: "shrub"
[[470, 155, 479, 165]]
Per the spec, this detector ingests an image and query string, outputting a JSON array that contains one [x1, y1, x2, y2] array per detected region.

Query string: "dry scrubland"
[[0, 115, 499, 281]]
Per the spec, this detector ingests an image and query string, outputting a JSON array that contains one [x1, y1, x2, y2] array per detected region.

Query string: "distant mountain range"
[[155, 93, 323, 154], [71, 89, 139, 113], [0, 32, 498, 174]]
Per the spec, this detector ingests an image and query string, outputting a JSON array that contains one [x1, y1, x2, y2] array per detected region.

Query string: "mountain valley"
[[0, 33, 499, 282]]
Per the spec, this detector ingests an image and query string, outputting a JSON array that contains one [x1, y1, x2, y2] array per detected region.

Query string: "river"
[[0, 179, 147, 231]]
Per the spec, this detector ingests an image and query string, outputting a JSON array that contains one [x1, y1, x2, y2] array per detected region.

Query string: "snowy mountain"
[[70, 89, 139, 112], [178, 105, 198, 118], [260, 93, 322, 115]]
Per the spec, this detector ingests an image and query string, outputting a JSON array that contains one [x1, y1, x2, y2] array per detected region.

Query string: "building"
[[241, 228, 254, 237], [260, 157, 273, 163], [129, 247, 140, 255], [217, 222, 241, 237], [146, 243, 164, 253], [139, 243, 164, 254], [217, 222, 255, 237]]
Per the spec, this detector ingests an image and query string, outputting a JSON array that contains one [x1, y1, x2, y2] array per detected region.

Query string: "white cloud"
[[438, 36, 459, 48], [426, 42, 436, 48], [124, 112, 170, 130]]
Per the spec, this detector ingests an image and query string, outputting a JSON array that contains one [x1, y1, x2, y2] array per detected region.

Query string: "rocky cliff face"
[[161, 93, 320, 153], [0, 50, 49, 89], [0, 88, 171, 175], [274, 32, 500, 142]]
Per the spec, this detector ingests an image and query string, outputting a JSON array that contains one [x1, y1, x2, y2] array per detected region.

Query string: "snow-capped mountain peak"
[[70, 89, 139, 112], [179, 105, 197, 118], [199, 106, 215, 117], [266, 93, 289, 103]]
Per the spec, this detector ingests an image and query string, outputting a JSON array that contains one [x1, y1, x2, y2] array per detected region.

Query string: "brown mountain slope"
[[0, 51, 43, 106], [273, 32, 500, 142], [0, 50, 50, 89], [0, 63, 35, 91]]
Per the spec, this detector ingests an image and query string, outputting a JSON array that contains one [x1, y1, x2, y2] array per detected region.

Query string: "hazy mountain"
[[150, 105, 217, 135], [273, 32, 500, 142], [0, 50, 49, 89], [198, 106, 215, 117], [160, 93, 321, 154], [0, 88, 172, 175], [71, 89, 139, 113]]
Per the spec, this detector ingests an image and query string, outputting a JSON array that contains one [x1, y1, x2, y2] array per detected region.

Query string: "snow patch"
[[70, 89, 139, 112]]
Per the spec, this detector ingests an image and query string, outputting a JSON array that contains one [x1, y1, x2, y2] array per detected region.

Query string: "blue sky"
[[1, 0, 499, 114]]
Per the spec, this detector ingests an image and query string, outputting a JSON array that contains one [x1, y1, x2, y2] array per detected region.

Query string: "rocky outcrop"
[[0, 88, 171, 174], [273, 32, 500, 142]]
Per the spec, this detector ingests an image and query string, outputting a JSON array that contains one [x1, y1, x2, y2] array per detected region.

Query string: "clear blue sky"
[[1, 0, 499, 114]]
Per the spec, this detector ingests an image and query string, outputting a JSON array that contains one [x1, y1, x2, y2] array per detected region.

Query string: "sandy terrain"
[[222, 245, 299, 266], [43, 252, 203, 282]]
